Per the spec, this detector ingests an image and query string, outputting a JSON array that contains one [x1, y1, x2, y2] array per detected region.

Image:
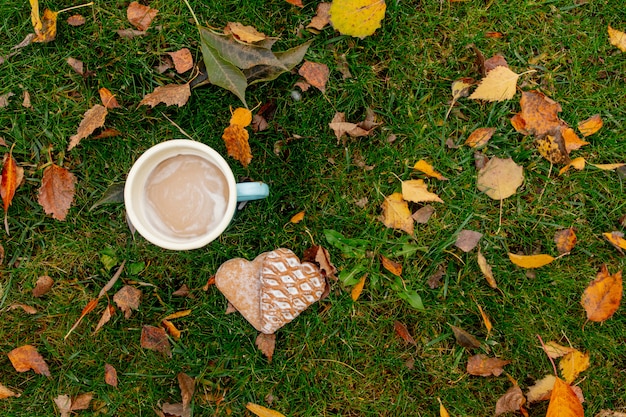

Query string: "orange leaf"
[[514, 90, 563, 137], [581, 265, 622, 322], [476, 302, 493, 336], [465, 127, 496, 148], [577, 114, 603, 137], [222, 124, 252, 167], [545, 377, 584, 417], [508, 253, 554, 269], [1, 150, 21, 214], [8, 345, 50, 376], [603, 232, 626, 253], [68, 104, 108, 150], [290, 211, 305, 224], [477, 250, 497, 289], [284, 0, 304, 7], [64, 298, 99, 339], [0, 384, 18, 399], [381, 256, 402, 276], [413, 159, 448, 180], [94, 304, 115, 335], [394, 320, 416, 345], [230, 107, 252, 127], [161, 319, 181, 340], [167, 48, 193, 74], [559, 157, 586, 175], [31, 3, 58, 43], [380, 192, 414, 235], [561, 127, 589, 153], [127, 1, 158, 31], [163, 309, 192, 321], [351, 274, 367, 301], [554, 227, 577, 254], [298, 61, 330, 92], [104, 363, 118, 387], [98, 88, 121, 109]]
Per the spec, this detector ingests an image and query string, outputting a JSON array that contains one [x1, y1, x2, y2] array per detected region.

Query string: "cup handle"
[[236, 182, 269, 202]]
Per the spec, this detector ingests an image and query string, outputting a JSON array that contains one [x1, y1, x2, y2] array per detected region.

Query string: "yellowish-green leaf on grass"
[[329, 0, 386, 39]]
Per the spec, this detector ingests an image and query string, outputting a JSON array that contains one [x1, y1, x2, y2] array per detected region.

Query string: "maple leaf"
[[578, 114, 603, 137], [127, 1, 158, 31], [477, 250, 497, 289], [476, 157, 524, 200], [99, 88, 121, 109], [545, 377, 584, 417], [559, 349, 590, 383], [298, 61, 330, 92], [465, 127, 495, 148], [104, 363, 118, 387], [469, 66, 520, 102], [581, 264, 622, 322], [413, 159, 448, 180], [113, 285, 142, 319], [380, 192, 414, 234], [454, 229, 482, 252], [8, 345, 50, 376], [608, 25, 626, 52], [554, 228, 577, 254], [139, 83, 191, 108], [466, 354, 511, 377], [38, 164, 76, 221], [167, 48, 194, 74], [140, 325, 171, 357], [255, 332, 276, 362], [68, 104, 108, 150], [402, 179, 443, 203], [224, 22, 267, 43], [512, 90, 562, 137], [508, 253, 555, 268], [329, 0, 386, 39]]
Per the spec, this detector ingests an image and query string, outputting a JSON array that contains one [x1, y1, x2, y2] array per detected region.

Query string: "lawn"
[[1, 0, 625, 416]]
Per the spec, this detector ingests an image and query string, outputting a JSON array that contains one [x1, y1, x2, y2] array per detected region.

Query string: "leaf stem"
[[537, 334, 558, 376], [182, 0, 200, 26], [58, 2, 93, 14]]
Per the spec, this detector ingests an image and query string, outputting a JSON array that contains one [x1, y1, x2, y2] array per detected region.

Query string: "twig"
[[537, 334, 558, 376], [182, 0, 200, 26], [58, 2, 93, 14]]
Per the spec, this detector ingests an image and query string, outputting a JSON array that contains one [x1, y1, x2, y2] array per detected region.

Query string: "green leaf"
[[390, 243, 427, 258], [245, 40, 312, 85], [339, 263, 368, 286], [199, 38, 248, 107], [128, 261, 145, 276], [324, 229, 369, 257], [90, 182, 125, 211], [398, 290, 425, 310], [100, 248, 118, 272]]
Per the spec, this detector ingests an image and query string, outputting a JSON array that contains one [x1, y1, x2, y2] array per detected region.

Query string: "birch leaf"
[[469, 66, 519, 102]]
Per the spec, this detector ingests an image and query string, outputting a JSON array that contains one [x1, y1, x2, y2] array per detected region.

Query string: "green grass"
[[1, 0, 626, 416]]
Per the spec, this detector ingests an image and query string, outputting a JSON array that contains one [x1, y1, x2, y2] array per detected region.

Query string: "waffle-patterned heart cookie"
[[259, 248, 324, 334]]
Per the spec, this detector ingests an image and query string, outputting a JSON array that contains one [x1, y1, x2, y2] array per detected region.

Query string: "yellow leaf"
[[161, 319, 181, 340], [413, 159, 447, 180], [380, 192, 414, 234], [33, 7, 58, 43], [608, 25, 626, 52], [246, 402, 286, 417], [603, 232, 626, 252], [329, 0, 386, 39], [381, 255, 402, 276], [535, 133, 569, 164], [30, 0, 42, 33], [559, 157, 586, 175], [222, 124, 252, 167], [351, 274, 367, 301], [559, 350, 590, 384], [581, 264, 622, 322], [163, 309, 192, 321], [230, 107, 252, 127], [591, 163, 626, 171], [578, 114, 603, 137], [225, 22, 267, 43], [465, 127, 496, 148], [526, 374, 556, 403], [477, 250, 497, 289], [545, 377, 584, 417], [508, 253, 555, 269], [438, 398, 450, 417], [476, 157, 524, 200], [544, 341, 575, 359], [290, 211, 305, 223], [468, 66, 519, 102], [401, 179, 443, 203], [562, 126, 589, 153]]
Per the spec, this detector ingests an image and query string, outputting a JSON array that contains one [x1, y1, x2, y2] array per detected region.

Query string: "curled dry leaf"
[[127, 1, 158, 31], [0, 384, 18, 399], [298, 61, 330, 92], [290, 211, 305, 224], [380, 192, 414, 235], [104, 363, 118, 387], [477, 250, 497, 289], [93, 304, 115, 334], [302, 245, 337, 280], [0, 92, 15, 108], [402, 179, 443, 203], [469, 66, 519, 102], [476, 157, 523, 200], [161, 319, 181, 340], [1, 149, 23, 226], [32, 275, 53, 297], [8, 345, 51, 376], [449, 324, 481, 349], [495, 384, 526, 417], [99, 88, 121, 109], [381, 256, 402, 276], [508, 253, 555, 269], [255, 332, 276, 362], [581, 264, 622, 322], [559, 157, 586, 175], [139, 83, 191, 108], [454, 229, 482, 253], [466, 354, 510, 377], [140, 325, 171, 357], [603, 232, 626, 254], [465, 127, 496, 148], [329, 0, 386, 39], [167, 48, 193, 74], [113, 285, 142, 319], [8, 303, 37, 314], [559, 349, 590, 384], [67, 57, 84, 75], [413, 159, 448, 180], [608, 25, 626, 52], [545, 377, 584, 417], [578, 114, 603, 137], [178, 372, 196, 411], [68, 104, 108, 150], [476, 302, 493, 335], [38, 164, 76, 221]]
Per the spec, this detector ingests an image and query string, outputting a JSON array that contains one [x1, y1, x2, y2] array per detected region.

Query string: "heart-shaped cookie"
[[214, 252, 267, 332], [259, 248, 324, 334]]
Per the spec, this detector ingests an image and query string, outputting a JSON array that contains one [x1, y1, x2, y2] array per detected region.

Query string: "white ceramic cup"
[[124, 139, 269, 250]]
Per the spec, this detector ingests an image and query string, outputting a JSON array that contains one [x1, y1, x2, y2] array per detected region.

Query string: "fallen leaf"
[[544, 341, 575, 359], [477, 250, 497, 289], [603, 231, 626, 253], [307, 3, 331, 30], [445, 78, 473, 119], [469, 66, 519, 102], [484, 53, 509, 73], [592, 163, 626, 171], [127, 1, 158, 31], [402, 179, 443, 203], [163, 310, 193, 321], [172, 284, 190, 297], [559, 157, 586, 175], [351, 274, 367, 301], [380, 192, 414, 234], [70, 393, 93, 412], [450, 324, 481, 349], [290, 211, 305, 224], [38, 164, 76, 221], [394, 320, 416, 345], [412, 205, 435, 224], [54, 395, 72, 417], [0, 92, 15, 108], [246, 402, 286, 417], [466, 354, 511, 377], [8, 303, 37, 314], [162, 403, 190, 417], [546, 377, 584, 417], [99, 88, 121, 109], [413, 160, 448, 180], [535, 132, 570, 164], [465, 127, 496, 148], [141, 325, 171, 357], [0, 384, 18, 399], [438, 398, 450, 417], [65, 298, 98, 339], [284, 0, 304, 6], [527, 374, 556, 402], [381, 256, 402, 276], [495, 384, 526, 416], [93, 304, 115, 334], [298, 61, 330, 92], [596, 411, 626, 417], [67, 14, 85, 26], [608, 25, 626, 52], [1, 149, 22, 226], [30, 0, 58, 43], [113, 285, 142, 319], [476, 157, 524, 200], [222, 124, 252, 167], [476, 302, 493, 336], [554, 228, 577, 254], [454, 229, 482, 252], [508, 253, 555, 269], [224, 22, 267, 43], [513, 90, 562, 137], [255, 332, 276, 362], [8, 345, 50, 376], [167, 48, 193, 74], [178, 372, 195, 411], [302, 245, 337, 279], [104, 363, 118, 387], [582, 264, 622, 322], [427, 266, 445, 289], [67, 57, 84, 75], [485, 31, 505, 39], [560, 349, 590, 383], [68, 104, 108, 150], [161, 319, 181, 340], [562, 126, 589, 152], [139, 83, 191, 108], [328, 112, 371, 143], [117, 28, 146, 38], [329, 0, 386, 39], [22, 91, 31, 108]]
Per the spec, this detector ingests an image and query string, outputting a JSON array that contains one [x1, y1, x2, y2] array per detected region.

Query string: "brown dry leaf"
[[351, 274, 367, 301], [328, 112, 371, 143], [67, 57, 84, 75], [413, 159, 448, 180], [32, 275, 53, 297], [476, 157, 524, 200], [172, 284, 190, 297], [508, 253, 555, 269], [141, 325, 171, 357], [224, 22, 267, 43], [92, 128, 122, 140], [454, 229, 482, 252], [394, 320, 416, 345], [486, 31, 505, 38], [307, 3, 331, 30], [113, 285, 142, 319], [477, 250, 497, 289], [255, 332, 276, 362], [450, 324, 481, 349], [466, 354, 511, 377], [0, 92, 15, 108], [0, 384, 18, 399], [68, 104, 108, 150], [167, 48, 193, 74], [162, 403, 189, 417], [596, 411, 626, 417], [178, 372, 195, 411], [465, 127, 496, 148], [161, 319, 181, 340], [578, 114, 603, 137], [104, 363, 118, 387], [117, 29, 146, 38], [298, 61, 330, 92], [8, 303, 37, 314], [246, 402, 286, 417], [67, 14, 85, 26], [54, 395, 72, 417], [22, 91, 31, 108], [608, 25, 626, 52], [70, 393, 93, 412], [495, 384, 526, 416], [513, 90, 562, 137], [222, 124, 252, 167], [139, 83, 191, 108], [559, 157, 586, 175], [402, 179, 443, 203], [554, 228, 577, 254], [560, 349, 590, 384], [93, 304, 115, 334], [99, 88, 121, 109], [544, 341, 575, 359], [412, 205, 434, 224], [381, 256, 402, 276], [290, 211, 305, 223], [8, 345, 50, 376], [127, 1, 158, 31], [65, 298, 99, 339], [380, 192, 414, 235], [546, 377, 584, 417], [484, 53, 508, 73], [582, 264, 622, 322], [468, 66, 519, 102], [38, 164, 76, 221], [303, 245, 337, 280], [603, 231, 626, 253]]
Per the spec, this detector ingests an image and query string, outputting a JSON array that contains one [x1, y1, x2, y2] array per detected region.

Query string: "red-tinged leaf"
[[104, 363, 118, 387], [381, 255, 402, 276], [178, 372, 195, 411], [466, 354, 510, 377], [394, 320, 416, 345], [65, 298, 99, 339], [256, 332, 276, 363], [38, 164, 76, 221], [581, 265, 622, 322], [70, 393, 93, 411], [8, 345, 51, 376], [141, 325, 171, 357], [545, 377, 584, 417], [99, 87, 121, 109], [1, 150, 20, 213]]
